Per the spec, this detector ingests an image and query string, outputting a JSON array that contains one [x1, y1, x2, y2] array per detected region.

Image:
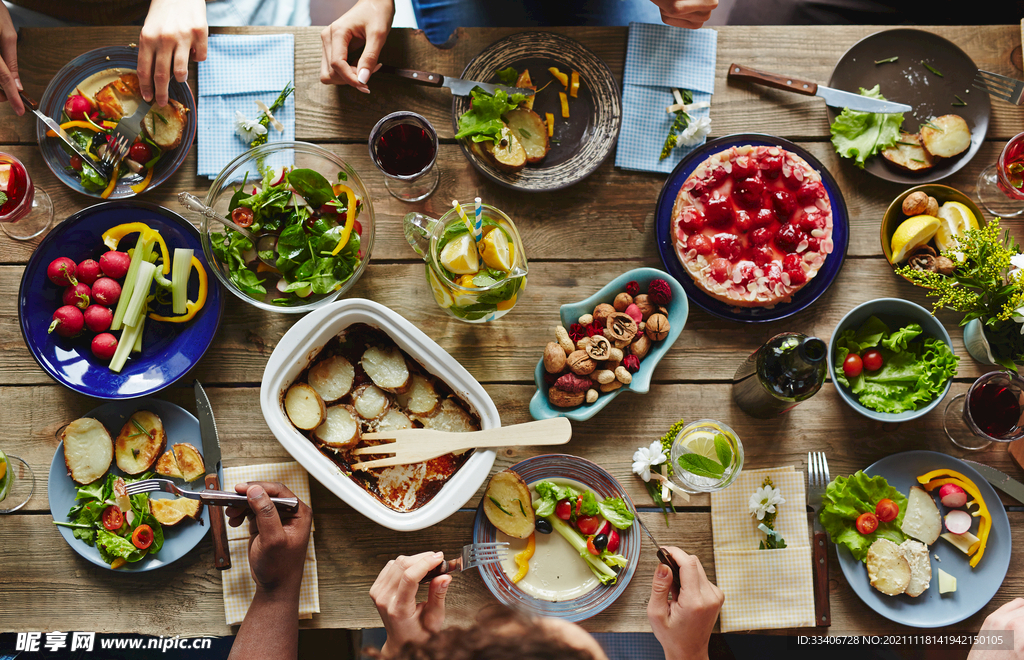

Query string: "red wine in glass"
[[999, 136, 1024, 200], [374, 124, 436, 177], [969, 382, 1022, 438]]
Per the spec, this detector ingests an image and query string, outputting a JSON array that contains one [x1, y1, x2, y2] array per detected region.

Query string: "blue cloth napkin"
[[197, 33, 296, 179], [615, 24, 718, 174]]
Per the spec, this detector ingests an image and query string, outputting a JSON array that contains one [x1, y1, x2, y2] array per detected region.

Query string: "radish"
[[91, 277, 122, 307], [62, 283, 91, 310], [269, 167, 288, 186], [83, 305, 113, 333], [47, 257, 78, 287], [91, 333, 119, 361], [76, 259, 102, 285], [939, 483, 967, 508], [606, 528, 620, 554], [596, 520, 612, 537], [48, 305, 84, 338], [944, 510, 973, 535], [63, 95, 92, 121], [99, 251, 131, 279]]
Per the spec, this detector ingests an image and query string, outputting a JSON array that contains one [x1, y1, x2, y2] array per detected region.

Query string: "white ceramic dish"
[[260, 298, 499, 531]]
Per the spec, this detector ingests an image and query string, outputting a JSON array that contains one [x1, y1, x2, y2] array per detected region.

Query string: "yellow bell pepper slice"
[[45, 120, 117, 137], [101, 223, 171, 274], [548, 67, 569, 89], [329, 184, 358, 257], [148, 256, 208, 323], [100, 170, 118, 199], [546, 112, 554, 136], [559, 92, 569, 119], [511, 533, 535, 584], [130, 167, 153, 195], [918, 470, 991, 568], [570, 71, 580, 98]]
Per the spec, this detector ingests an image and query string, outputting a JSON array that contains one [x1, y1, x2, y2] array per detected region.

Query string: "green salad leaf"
[[597, 497, 635, 529], [497, 67, 519, 86], [820, 471, 907, 563], [455, 89, 527, 144], [829, 85, 903, 168]]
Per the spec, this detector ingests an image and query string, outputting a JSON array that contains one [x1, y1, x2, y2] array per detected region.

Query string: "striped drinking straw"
[[473, 197, 484, 241], [452, 200, 476, 240]]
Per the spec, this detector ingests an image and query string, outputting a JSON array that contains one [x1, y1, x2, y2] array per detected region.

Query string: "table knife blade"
[[377, 64, 531, 97], [962, 460, 1024, 504], [195, 380, 231, 570], [728, 63, 912, 113]]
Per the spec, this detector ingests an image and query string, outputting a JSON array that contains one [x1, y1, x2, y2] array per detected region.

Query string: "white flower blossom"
[[1010, 254, 1024, 272], [1013, 305, 1024, 335], [748, 484, 785, 521], [678, 115, 712, 147], [235, 111, 267, 141], [632, 440, 667, 482]]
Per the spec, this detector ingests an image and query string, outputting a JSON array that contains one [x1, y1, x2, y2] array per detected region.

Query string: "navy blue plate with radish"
[[18, 201, 224, 399]]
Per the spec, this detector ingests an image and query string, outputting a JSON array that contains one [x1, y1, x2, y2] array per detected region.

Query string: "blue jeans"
[[411, 0, 664, 45]]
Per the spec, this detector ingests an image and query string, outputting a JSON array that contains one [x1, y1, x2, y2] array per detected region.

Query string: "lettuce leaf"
[[597, 497, 635, 529], [819, 471, 907, 563], [830, 85, 903, 168], [455, 89, 527, 144]]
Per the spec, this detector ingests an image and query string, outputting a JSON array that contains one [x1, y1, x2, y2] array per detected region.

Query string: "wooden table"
[[2, 24, 1023, 638]]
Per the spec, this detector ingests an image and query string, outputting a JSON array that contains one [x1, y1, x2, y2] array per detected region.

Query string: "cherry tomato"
[[555, 499, 572, 521], [855, 512, 879, 535], [69, 155, 83, 172], [231, 207, 255, 228], [132, 524, 154, 550], [576, 515, 601, 536], [586, 536, 601, 556], [128, 141, 153, 164], [863, 349, 883, 372], [353, 219, 363, 236], [101, 505, 123, 531], [842, 353, 863, 379], [875, 498, 899, 523]]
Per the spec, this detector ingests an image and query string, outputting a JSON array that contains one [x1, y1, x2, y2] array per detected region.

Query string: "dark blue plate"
[[655, 133, 850, 323], [19, 201, 224, 399]]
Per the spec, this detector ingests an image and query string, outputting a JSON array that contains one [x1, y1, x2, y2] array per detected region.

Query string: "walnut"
[[926, 196, 939, 217], [902, 191, 930, 216], [567, 350, 596, 375], [554, 326, 574, 355], [578, 313, 594, 326], [935, 256, 956, 275], [549, 386, 585, 408], [614, 366, 632, 384], [543, 342, 566, 374], [585, 389, 599, 404], [554, 373, 591, 392], [631, 334, 652, 359], [907, 245, 954, 273], [646, 314, 670, 341], [593, 303, 616, 326], [605, 312, 638, 343], [613, 292, 633, 311], [586, 335, 612, 360], [633, 294, 655, 320]]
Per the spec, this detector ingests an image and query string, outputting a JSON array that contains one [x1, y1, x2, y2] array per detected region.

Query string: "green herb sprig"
[[921, 61, 944, 77], [660, 89, 694, 161], [250, 82, 295, 148], [875, 56, 899, 64]]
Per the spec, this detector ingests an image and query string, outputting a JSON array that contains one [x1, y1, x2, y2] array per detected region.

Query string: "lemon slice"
[[682, 431, 718, 461], [479, 227, 514, 272], [0, 449, 10, 504], [426, 266, 454, 309], [891, 215, 940, 264], [440, 233, 480, 275], [935, 201, 979, 253]]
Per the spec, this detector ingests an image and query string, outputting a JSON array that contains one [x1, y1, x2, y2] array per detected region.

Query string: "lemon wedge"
[[440, 233, 480, 275], [935, 201, 979, 253], [682, 431, 718, 461], [891, 215, 940, 264], [0, 449, 10, 503], [427, 266, 454, 309], [479, 227, 514, 272]]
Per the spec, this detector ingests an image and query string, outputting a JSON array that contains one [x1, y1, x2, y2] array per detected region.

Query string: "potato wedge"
[[142, 99, 188, 150], [155, 450, 183, 479], [472, 125, 527, 173], [352, 383, 390, 419], [285, 383, 327, 430], [115, 410, 166, 475], [314, 404, 361, 449], [881, 133, 936, 171], [149, 496, 202, 526], [308, 355, 355, 402], [172, 443, 206, 482], [515, 69, 537, 110], [395, 374, 440, 416], [61, 417, 113, 485], [920, 114, 971, 159], [483, 469, 535, 538], [361, 346, 411, 393], [867, 538, 912, 596], [504, 108, 550, 164], [419, 399, 478, 433]]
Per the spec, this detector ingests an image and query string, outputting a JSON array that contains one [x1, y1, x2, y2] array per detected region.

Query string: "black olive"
[[593, 533, 608, 552], [91, 131, 108, 151], [535, 518, 553, 534]]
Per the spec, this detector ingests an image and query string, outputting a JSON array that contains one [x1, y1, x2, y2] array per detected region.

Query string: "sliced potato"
[[115, 410, 166, 475], [285, 383, 327, 431], [473, 125, 527, 173], [515, 69, 537, 110], [866, 538, 912, 596], [504, 108, 550, 164], [61, 417, 113, 485], [361, 346, 411, 392], [172, 443, 206, 482], [352, 384, 390, 419], [419, 399, 478, 433], [308, 355, 355, 402], [149, 496, 202, 526], [376, 407, 413, 432], [483, 469, 535, 538], [920, 114, 971, 159], [882, 133, 936, 171], [155, 450, 183, 479], [901, 485, 942, 545], [142, 99, 188, 150], [395, 374, 440, 416], [314, 404, 361, 449]]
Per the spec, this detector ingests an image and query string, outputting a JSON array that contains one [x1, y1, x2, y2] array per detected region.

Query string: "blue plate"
[[36, 46, 196, 199], [835, 451, 1010, 628], [19, 201, 224, 399], [655, 134, 850, 323], [48, 399, 222, 572]]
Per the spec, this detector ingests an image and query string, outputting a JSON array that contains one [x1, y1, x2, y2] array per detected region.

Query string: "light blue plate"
[[48, 398, 221, 572], [835, 450, 1010, 628], [529, 267, 687, 421]]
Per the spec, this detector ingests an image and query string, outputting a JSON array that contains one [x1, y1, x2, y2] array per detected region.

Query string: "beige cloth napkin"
[[221, 462, 320, 626], [710, 466, 815, 632]]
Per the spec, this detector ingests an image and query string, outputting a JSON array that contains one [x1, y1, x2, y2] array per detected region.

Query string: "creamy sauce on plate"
[[74, 67, 141, 118]]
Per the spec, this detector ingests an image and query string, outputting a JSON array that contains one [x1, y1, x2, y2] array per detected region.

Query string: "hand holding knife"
[[636, 516, 681, 590]]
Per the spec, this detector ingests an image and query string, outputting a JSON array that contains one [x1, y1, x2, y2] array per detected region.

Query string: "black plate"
[[828, 29, 990, 184]]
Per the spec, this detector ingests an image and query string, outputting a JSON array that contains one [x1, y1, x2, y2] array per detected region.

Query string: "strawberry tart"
[[672, 144, 834, 308]]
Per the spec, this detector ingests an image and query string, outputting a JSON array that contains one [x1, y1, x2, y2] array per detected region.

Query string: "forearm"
[[228, 584, 301, 660]]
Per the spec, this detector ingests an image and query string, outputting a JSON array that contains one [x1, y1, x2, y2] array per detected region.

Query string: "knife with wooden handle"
[[195, 380, 231, 570]]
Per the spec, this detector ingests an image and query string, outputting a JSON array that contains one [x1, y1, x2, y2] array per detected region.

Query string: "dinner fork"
[[101, 99, 153, 167], [124, 478, 299, 512], [807, 451, 831, 627], [973, 70, 1024, 106], [419, 542, 510, 583]]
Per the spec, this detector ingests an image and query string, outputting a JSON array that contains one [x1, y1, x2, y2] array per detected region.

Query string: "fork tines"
[[123, 478, 171, 495], [467, 542, 509, 566], [807, 451, 830, 487], [973, 70, 1024, 105]]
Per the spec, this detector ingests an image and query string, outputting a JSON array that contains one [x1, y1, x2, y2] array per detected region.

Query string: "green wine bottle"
[[732, 333, 826, 418]]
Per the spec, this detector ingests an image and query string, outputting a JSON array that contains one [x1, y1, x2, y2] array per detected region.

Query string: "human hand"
[[138, 0, 208, 107], [967, 599, 1024, 659], [647, 547, 724, 660], [369, 551, 451, 653], [0, 4, 22, 116], [320, 0, 395, 93], [225, 482, 312, 595], [649, 0, 718, 29]]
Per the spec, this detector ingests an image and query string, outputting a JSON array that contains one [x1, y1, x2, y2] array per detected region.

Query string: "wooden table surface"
[[2, 24, 1024, 637]]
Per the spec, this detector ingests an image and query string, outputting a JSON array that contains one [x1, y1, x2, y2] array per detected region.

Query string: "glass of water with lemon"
[[0, 449, 35, 513], [403, 203, 528, 323], [669, 419, 743, 493]]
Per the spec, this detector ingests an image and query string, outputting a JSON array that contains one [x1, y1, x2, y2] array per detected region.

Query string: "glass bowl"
[[200, 142, 375, 314]]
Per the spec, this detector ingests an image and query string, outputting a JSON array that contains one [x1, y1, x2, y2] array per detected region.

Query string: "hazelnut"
[[631, 334, 652, 359], [901, 191, 930, 216], [585, 335, 612, 360], [578, 313, 594, 326], [605, 312, 638, 343], [593, 303, 616, 326], [543, 342, 566, 373], [614, 366, 632, 384], [554, 326, 574, 355], [586, 389, 599, 404], [600, 380, 624, 393], [646, 314, 670, 341], [549, 386, 585, 408], [594, 369, 616, 385], [633, 294, 655, 320], [567, 350, 597, 375], [613, 292, 633, 312], [607, 347, 624, 363], [926, 195, 939, 217], [935, 256, 956, 275]]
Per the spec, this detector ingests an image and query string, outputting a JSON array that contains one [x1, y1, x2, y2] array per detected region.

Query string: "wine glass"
[[369, 112, 439, 203], [0, 152, 53, 240], [944, 371, 1024, 451], [0, 451, 35, 513], [976, 132, 1024, 218]]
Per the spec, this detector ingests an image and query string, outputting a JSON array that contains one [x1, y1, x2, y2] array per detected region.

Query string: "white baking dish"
[[260, 298, 499, 531]]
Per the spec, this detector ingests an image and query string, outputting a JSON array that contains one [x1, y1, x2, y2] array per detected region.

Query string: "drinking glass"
[[976, 131, 1024, 218], [0, 452, 35, 513], [669, 419, 744, 493], [944, 371, 1024, 451], [369, 111, 439, 202], [0, 153, 53, 240]]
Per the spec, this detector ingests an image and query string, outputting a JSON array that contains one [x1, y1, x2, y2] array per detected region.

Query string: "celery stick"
[[123, 261, 156, 330], [171, 248, 193, 314], [132, 315, 144, 353], [111, 233, 154, 331], [109, 321, 144, 373], [546, 515, 618, 585]]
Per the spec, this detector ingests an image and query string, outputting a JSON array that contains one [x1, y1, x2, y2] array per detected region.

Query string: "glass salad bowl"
[[199, 142, 375, 314]]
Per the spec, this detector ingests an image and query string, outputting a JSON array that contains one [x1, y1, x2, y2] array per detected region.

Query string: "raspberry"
[[623, 354, 641, 373], [704, 197, 734, 228], [786, 267, 807, 285], [710, 258, 731, 283], [648, 279, 673, 305], [730, 156, 757, 180], [783, 253, 803, 270], [678, 208, 705, 234], [734, 176, 765, 209], [734, 210, 754, 233], [774, 223, 801, 252], [752, 245, 774, 267], [771, 189, 797, 218], [750, 227, 773, 246], [797, 211, 824, 232], [797, 181, 825, 206], [713, 233, 741, 261], [760, 152, 783, 179], [755, 207, 777, 228], [625, 280, 640, 297], [688, 234, 713, 255]]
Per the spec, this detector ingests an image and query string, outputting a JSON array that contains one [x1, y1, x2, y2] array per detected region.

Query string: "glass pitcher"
[[404, 203, 528, 323]]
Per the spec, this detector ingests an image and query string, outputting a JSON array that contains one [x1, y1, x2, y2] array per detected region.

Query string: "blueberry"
[[535, 518, 553, 534], [593, 533, 608, 552]]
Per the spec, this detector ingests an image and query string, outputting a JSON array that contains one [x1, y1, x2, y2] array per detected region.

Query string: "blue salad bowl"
[[827, 298, 954, 422], [19, 201, 224, 399], [529, 268, 687, 421]]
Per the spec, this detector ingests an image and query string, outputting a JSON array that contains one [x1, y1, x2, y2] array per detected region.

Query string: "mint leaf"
[[676, 454, 725, 479], [714, 434, 733, 468]]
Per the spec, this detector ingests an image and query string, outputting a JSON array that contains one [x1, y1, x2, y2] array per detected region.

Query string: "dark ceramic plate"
[[451, 32, 621, 192], [655, 134, 850, 323], [827, 29, 990, 184]]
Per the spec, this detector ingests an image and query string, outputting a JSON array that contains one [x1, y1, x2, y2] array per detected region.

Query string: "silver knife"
[[728, 63, 912, 114], [195, 380, 231, 570], [19, 91, 112, 176], [962, 460, 1024, 504], [377, 64, 533, 97], [636, 516, 681, 591]]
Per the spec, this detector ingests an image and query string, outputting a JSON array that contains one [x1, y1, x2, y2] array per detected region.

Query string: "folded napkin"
[[710, 466, 815, 632], [197, 34, 296, 179], [221, 462, 319, 626], [615, 23, 718, 174]]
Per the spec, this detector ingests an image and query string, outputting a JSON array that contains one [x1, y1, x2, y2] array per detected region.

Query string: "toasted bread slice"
[[361, 346, 411, 393], [172, 443, 205, 482], [920, 114, 971, 159], [504, 108, 549, 164], [94, 73, 141, 121], [308, 355, 355, 403], [115, 410, 166, 475], [155, 450, 183, 479], [142, 99, 188, 150], [395, 374, 439, 416], [901, 485, 942, 545], [149, 496, 201, 526], [483, 469, 535, 538], [867, 538, 912, 596], [285, 383, 327, 430], [882, 133, 936, 172], [352, 384, 390, 419], [900, 539, 932, 597], [419, 399, 478, 433], [61, 417, 114, 485], [315, 404, 360, 449]]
